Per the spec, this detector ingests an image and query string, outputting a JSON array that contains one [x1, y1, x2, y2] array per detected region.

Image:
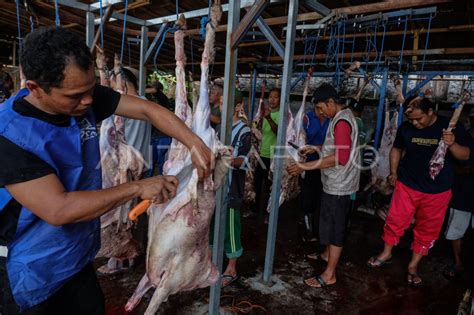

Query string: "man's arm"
[[443, 129, 471, 161], [388, 147, 402, 185], [115, 94, 213, 178], [6, 173, 178, 226]]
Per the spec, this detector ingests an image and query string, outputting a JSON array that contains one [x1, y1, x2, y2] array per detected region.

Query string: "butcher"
[[0, 27, 212, 314], [367, 96, 471, 287]]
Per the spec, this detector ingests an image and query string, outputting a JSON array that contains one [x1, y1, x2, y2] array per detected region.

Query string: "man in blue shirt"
[[299, 95, 329, 243]]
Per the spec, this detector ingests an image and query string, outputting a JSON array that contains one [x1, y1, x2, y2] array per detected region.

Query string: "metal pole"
[[209, 0, 240, 314], [250, 66, 258, 119], [398, 74, 409, 126], [138, 25, 148, 96], [86, 11, 95, 49], [263, 0, 298, 284], [374, 67, 389, 150]]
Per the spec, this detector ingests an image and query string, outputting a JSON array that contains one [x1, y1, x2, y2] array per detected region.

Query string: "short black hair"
[[21, 27, 92, 93], [269, 88, 281, 96], [0, 72, 13, 85], [405, 95, 435, 114], [121, 68, 138, 91], [312, 83, 338, 104]]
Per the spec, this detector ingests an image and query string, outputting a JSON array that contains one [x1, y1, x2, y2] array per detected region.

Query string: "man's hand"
[[388, 172, 397, 186], [298, 145, 319, 157], [137, 175, 179, 204], [95, 45, 107, 70], [442, 129, 455, 147], [189, 138, 214, 179], [262, 106, 270, 118], [286, 162, 305, 176]]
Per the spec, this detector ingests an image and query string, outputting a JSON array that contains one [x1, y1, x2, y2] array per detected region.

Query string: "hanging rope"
[[29, 16, 34, 32], [15, 0, 22, 50], [420, 14, 433, 73], [99, 0, 104, 48], [54, 0, 60, 26], [120, 0, 129, 64], [398, 16, 408, 74], [153, 25, 178, 71], [189, 37, 195, 75]]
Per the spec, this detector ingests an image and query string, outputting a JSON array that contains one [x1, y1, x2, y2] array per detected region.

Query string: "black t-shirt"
[[0, 85, 120, 245], [393, 115, 472, 194]]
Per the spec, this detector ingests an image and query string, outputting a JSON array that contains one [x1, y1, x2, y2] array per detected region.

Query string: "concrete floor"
[[99, 200, 473, 314]]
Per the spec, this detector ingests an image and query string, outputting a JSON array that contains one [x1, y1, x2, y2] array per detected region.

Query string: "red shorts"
[[382, 181, 451, 255]]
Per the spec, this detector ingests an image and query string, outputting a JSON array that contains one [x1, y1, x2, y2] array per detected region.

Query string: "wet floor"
[[99, 200, 473, 314]]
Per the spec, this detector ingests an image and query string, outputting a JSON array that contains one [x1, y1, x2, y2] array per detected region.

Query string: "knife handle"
[[128, 200, 151, 221]]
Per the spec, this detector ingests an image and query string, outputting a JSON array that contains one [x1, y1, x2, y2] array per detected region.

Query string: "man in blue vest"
[[0, 27, 212, 314]]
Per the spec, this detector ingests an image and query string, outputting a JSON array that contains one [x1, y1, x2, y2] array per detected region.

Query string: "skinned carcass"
[[265, 70, 311, 212], [97, 48, 145, 259], [125, 3, 231, 314], [243, 80, 267, 205], [429, 90, 471, 179]]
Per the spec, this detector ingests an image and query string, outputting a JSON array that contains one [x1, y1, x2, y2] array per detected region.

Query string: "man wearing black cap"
[[288, 83, 360, 288]]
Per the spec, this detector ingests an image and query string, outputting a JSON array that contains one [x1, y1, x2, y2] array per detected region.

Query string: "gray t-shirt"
[[124, 95, 152, 171]]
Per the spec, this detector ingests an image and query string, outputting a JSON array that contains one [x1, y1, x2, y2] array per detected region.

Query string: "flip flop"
[[306, 253, 328, 262], [221, 274, 239, 288], [367, 256, 392, 268], [304, 275, 336, 288], [443, 265, 464, 279], [96, 257, 135, 276], [407, 273, 423, 287]]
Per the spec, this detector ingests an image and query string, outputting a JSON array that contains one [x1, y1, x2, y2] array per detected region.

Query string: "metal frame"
[[263, 0, 299, 283]]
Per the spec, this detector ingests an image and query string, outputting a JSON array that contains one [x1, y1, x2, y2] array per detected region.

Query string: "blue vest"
[[0, 89, 102, 311], [303, 111, 330, 161]]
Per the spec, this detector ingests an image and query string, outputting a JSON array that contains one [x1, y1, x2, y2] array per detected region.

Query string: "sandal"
[[407, 273, 423, 287], [304, 275, 336, 288], [97, 257, 135, 276], [306, 253, 328, 262], [367, 255, 392, 268], [443, 264, 464, 279], [221, 274, 239, 288]]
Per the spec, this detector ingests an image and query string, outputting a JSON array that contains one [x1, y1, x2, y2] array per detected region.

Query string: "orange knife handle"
[[128, 200, 151, 221]]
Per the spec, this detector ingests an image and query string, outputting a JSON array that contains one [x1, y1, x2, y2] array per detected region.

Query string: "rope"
[[375, 21, 386, 74], [398, 16, 408, 74], [15, 0, 22, 50], [99, 0, 104, 48], [120, 0, 129, 64], [153, 25, 178, 71], [420, 14, 433, 73], [29, 16, 34, 32], [54, 0, 60, 26], [175, 0, 179, 20], [190, 37, 195, 75]]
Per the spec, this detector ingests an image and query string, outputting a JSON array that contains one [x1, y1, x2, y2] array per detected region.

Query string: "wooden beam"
[[156, 47, 474, 66], [238, 24, 474, 48], [334, 0, 451, 15]]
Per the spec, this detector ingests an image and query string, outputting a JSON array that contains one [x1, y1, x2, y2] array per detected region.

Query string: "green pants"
[[209, 208, 243, 259]]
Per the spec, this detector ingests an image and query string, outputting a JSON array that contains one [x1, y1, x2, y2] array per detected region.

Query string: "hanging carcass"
[[266, 70, 312, 212], [125, 3, 231, 314]]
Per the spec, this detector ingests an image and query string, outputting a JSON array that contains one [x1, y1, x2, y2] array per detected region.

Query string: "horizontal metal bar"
[[94, 12, 147, 26], [284, 11, 334, 31], [89, 0, 123, 11], [56, 0, 89, 11], [345, 6, 437, 25], [146, 0, 283, 26]]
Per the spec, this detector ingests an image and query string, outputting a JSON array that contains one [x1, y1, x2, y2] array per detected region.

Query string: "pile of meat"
[[125, 3, 232, 314]]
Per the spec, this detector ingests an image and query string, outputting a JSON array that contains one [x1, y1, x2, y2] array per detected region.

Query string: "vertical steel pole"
[[263, 0, 298, 284], [86, 12, 95, 49], [374, 67, 389, 150], [398, 74, 409, 126], [250, 66, 258, 119], [139, 25, 148, 96], [209, 0, 240, 314]]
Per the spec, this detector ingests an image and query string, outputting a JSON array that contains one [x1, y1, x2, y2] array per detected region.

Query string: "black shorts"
[[0, 258, 104, 315], [319, 192, 352, 247]]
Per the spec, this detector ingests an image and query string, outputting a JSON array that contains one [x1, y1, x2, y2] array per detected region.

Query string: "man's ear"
[[26, 80, 46, 98]]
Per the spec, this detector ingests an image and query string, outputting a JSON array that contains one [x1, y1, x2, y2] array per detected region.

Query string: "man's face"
[[406, 108, 433, 129], [31, 63, 96, 116], [317, 98, 336, 118], [315, 103, 326, 118], [234, 102, 244, 114], [210, 86, 222, 105], [268, 90, 280, 109]]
